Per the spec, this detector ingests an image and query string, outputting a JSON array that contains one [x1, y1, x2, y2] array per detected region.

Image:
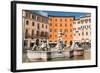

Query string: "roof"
[[48, 15, 75, 18], [80, 14, 91, 18], [23, 10, 48, 18]]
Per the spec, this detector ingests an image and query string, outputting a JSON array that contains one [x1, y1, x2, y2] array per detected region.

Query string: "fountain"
[[56, 32, 63, 50]]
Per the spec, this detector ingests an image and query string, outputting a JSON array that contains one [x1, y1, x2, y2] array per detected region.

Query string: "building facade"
[[80, 14, 91, 43], [73, 14, 91, 48], [73, 19, 82, 43], [22, 10, 48, 49], [48, 16, 74, 45]]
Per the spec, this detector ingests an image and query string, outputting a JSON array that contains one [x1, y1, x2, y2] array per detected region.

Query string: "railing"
[[31, 34, 48, 39]]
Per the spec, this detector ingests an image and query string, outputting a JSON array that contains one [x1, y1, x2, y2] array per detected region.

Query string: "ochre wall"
[[48, 16, 74, 44]]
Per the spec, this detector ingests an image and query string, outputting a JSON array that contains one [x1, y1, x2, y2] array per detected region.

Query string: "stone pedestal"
[[74, 49, 84, 56], [47, 52, 51, 61], [63, 49, 74, 58]]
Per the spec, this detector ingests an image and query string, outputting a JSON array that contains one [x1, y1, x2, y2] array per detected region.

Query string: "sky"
[[32, 10, 89, 18]]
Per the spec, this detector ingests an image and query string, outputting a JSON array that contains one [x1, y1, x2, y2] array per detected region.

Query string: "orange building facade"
[[48, 16, 75, 45]]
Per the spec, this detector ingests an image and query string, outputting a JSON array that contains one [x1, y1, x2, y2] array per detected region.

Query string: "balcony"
[[31, 34, 48, 39]]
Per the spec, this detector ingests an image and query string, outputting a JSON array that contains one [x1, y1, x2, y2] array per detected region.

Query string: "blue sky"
[[45, 11, 89, 18], [32, 10, 89, 18]]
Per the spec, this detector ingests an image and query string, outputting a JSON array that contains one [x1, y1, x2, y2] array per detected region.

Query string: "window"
[[49, 18, 52, 21], [41, 31, 44, 37], [60, 24, 62, 27], [55, 35, 57, 37], [65, 41, 67, 43], [55, 19, 57, 21], [78, 27, 81, 30], [65, 24, 67, 26], [82, 32, 84, 35], [55, 24, 57, 26], [65, 19, 67, 21], [45, 18, 48, 23], [73, 22, 76, 24], [46, 25, 47, 29], [70, 19, 72, 21], [73, 28, 76, 31], [81, 26, 84, 30], [43, 18, 47, 23], [32, 22, 34, 26], [89, 19, 91, 23], [25, 29, 28, 33], [86, 26, 88, 29], [25, 12, 30, 18], [85, 19, 88, 23], [60, 19, 62, 21], [36, 31, 39, 36], [37, 23, 40, 29], [65, 35, 67, 37], [26, 13, 28, 18], [42, 24, 44, 28], [37, 16, 41, 21], [79, 33, 80, 36], [86, 32, 88, 35], [24, 40, 28, 47], [74, 34, 76, 36], [84, 26, 87, 29], [67, 30, 69, 32], [87, 25, 89, 29], [70, 24, 72, 26], [70, 29, 72, 32], [50, 35, 52, 37], [81, 20, 84, 24], [49, 40, 52, 42], [31, 30, 34, 39], [50, 29, 52, 32], [88, 25, 91, 29], [32, 30, 34, 35], [26, 20, 29, 25], [42, 18, 44, 22], [25, 29, 29, 38], [50, 23, 52, 26], [32, 15, 35, 19], [45, 32, 48, 37], [81, 26, 83, 29], [55, 41, 57, 42], [82, 26, 85, 29], [55, 29, 57, 32]]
